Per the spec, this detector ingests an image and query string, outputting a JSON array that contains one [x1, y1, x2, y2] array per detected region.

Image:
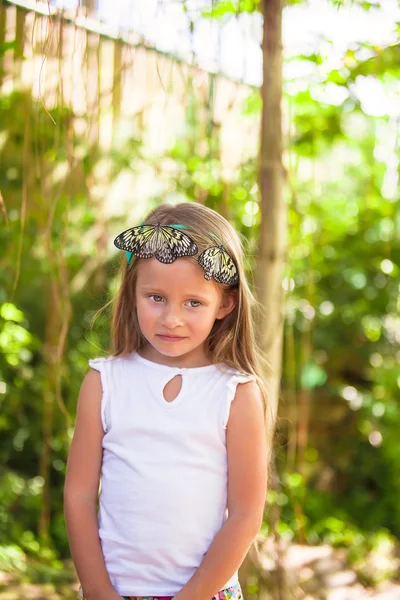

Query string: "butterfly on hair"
[[198, 245, 239, 286], [113, 220, 239, 286], [113, 223, 198, 264]]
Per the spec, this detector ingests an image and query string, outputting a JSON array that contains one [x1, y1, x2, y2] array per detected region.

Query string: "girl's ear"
[[215, 289, 237, 320]]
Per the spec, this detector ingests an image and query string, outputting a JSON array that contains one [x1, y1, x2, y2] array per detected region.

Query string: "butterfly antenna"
[[148, 206, 176, 227], [210, 231, 236, 250], [146, 208, 161, 227]]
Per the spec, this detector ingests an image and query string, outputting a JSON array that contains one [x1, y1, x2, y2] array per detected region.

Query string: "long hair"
[[104, 202, 275, 463]]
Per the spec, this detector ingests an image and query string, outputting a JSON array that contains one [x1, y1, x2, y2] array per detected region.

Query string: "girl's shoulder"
[[87, 354, 134, 433], [216, 365, 258, 431], [88, 355, 112, 367], [88, 352, 134, 368], [88, 353, 134, 384], [218, 364, 258, 399], [218, 363, 256, 383]]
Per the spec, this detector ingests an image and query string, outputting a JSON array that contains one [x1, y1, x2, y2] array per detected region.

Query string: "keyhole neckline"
[[133, 351, 220, 374], [161, 373, 184, 406]]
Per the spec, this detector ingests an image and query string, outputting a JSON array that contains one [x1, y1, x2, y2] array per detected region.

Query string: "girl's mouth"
[[157, 335, 186, 342]]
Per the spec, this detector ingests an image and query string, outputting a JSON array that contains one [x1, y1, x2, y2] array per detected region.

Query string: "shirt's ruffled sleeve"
[[222, 371, 256, 430], [88, 357, 111, 433]]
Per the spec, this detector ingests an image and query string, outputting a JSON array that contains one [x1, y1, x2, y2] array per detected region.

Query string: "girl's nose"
[[162, 305, 184, 328]]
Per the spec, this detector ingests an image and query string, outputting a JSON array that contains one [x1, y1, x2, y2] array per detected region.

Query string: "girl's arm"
[[174, 380, 267, 600], [64, 370, 122, 600]]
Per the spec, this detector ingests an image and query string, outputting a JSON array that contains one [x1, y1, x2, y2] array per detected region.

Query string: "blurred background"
[[0, 0, 399, 598]]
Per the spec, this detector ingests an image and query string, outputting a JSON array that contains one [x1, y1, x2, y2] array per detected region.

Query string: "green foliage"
[[349, 44, 400, 78], [0, 40, 18, 57], [300, 361, 327, 389], [201, 0, 261, 19], [0, 544, 26, 573], [266, 473, 399, 584]]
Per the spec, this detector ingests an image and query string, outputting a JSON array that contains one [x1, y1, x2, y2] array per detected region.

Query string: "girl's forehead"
[[136, 257, 215, 291], [138, 256, 202, 283]]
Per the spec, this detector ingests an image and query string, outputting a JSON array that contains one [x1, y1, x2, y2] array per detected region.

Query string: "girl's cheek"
[[187, 310, 211, 327], [142, 303, 156, 316], [137, 300, 158, 321], [138, 297, 155, 310], [147, 303, 164, 318]]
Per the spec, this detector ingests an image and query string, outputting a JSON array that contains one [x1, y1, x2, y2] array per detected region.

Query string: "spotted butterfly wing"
[[114, 225, 158, 258], [153, 226, 198, 263], [113, 224, 198, 264], [198, 246, 239, 285]]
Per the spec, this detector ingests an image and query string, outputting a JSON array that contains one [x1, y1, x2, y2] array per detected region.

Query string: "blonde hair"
[[106, 203, 274, 463]]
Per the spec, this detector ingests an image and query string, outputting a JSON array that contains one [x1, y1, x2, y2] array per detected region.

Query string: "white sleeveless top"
[[89, 351, 253, 597]]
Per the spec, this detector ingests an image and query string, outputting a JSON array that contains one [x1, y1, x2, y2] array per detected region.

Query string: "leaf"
[[285, 472, 304, 488], [242, 91, 262, 116], [326, 69, 348, 85], [360, 1, 381, 9], [0, 40, 18, 57], [293, 53, 324, 66], [301, 362, 328, 389], [349, 44, 400, 79], [201, 0, 260, 19], [0, 303, 24, 323]]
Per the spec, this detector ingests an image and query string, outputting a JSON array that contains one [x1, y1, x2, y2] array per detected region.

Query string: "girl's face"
[[135, 257, 236, 366]]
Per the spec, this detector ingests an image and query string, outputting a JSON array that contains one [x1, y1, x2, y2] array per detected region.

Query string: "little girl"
[[64, 202, 269, 600]]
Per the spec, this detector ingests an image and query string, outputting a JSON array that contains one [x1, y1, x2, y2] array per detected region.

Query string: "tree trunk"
[[242, 1, 288, 598], [255, 0, 285, 425]]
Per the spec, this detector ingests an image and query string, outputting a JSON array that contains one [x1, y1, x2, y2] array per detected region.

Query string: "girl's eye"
[[148, 295, 200, 307], [187, 300, 201, 308]]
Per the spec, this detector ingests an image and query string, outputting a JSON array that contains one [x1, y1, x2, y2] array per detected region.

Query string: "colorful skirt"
[[78, 581, 242, 600]]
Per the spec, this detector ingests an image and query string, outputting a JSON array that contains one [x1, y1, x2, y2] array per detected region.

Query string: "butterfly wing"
[[213, 250, 239, 285], [198, 246, 219, 280], [113, 225, 157, 258], [198, 246, 238, 285], [155, 226, 198, 264]]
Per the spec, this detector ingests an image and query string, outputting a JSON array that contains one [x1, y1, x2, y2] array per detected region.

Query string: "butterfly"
[[198, 245, 239, 286], [113, 223, 198, 264]]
